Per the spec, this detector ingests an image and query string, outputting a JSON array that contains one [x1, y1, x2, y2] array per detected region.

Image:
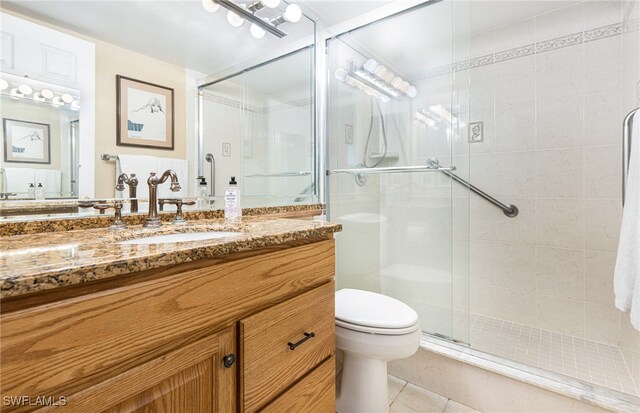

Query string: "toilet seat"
[[336, 318, 420, 335], [335, 288, 419, 335]]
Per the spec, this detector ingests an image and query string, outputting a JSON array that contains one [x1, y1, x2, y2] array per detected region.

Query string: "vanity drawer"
[[261, 355, 336, 413], [240, 281, 335, 413]]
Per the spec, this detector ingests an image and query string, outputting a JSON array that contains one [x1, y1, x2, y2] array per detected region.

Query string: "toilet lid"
[[335, 289, 419, 330]]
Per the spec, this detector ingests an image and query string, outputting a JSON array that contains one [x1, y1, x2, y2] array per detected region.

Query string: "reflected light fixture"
[[71, 100, 80, 110], [201, 0, 220, 13], [52, 96, 64, 106], [41, 89, 54, 99], [18, 84, 33, 95], [33, 92, 46, 102], [61, 93, 73, 103], [10, 88, 23, 99], [0, 79, 8, 90], [204, 0, 302, 38], [227, 10, 245, 27], [250, 23, 266, 38]]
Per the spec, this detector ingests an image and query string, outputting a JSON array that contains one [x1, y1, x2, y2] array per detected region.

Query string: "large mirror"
[[0, 1, 317, 220], [0, 74, 80, 199], [200, 46, 317, 208]]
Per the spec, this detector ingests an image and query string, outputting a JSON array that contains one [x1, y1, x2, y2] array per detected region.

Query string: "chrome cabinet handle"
[[288, 332, 315, 351]]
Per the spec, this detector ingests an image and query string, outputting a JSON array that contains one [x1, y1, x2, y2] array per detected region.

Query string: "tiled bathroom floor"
[[388, 375, 480, 413], [469, 314, 639, 396]]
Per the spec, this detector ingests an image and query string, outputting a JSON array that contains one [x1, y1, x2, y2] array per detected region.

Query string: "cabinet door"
[[44, 327, 237, 413]]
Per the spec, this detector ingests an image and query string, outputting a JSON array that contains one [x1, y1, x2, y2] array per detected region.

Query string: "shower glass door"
[[326, 0, 471, 343]]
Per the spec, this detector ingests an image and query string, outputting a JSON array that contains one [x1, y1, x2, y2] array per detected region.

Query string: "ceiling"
[[1, 0, 579, 78]]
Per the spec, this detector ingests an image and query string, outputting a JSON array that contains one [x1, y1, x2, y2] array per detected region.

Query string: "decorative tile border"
[[422, 19, 638, 80], [202, 92, 312, 114]]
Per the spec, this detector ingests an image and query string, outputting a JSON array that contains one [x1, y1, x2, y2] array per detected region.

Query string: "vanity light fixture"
[[204, 0, 302, 38], [270, 3, 302, 25], [335, 67, 392, 103], [247, 0, 280, 12], [227, 10, 245, 27], [362, 59, 417, 98], [17, 84, 33, 95], [61, 93, 74, 104], [41, 89, 54, 99], [201, 0, 220, 13], [10, 88, 23, 99]]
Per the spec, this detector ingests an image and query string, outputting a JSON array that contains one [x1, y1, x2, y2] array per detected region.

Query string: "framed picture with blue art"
[[116, 75, 174, 150], [3, 118, 51, 164]]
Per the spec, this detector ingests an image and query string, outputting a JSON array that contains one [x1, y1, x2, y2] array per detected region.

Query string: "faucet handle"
[[158, 198, 194, 224], [93, 201, 127, 229]]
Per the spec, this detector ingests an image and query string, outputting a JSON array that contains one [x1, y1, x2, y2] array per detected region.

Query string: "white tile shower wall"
[[620, 0, 640, 389], [425, 1, 640, 348]]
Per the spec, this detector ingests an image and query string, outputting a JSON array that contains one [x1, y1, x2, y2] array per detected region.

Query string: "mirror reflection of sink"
[[119, 232, 241, 245]]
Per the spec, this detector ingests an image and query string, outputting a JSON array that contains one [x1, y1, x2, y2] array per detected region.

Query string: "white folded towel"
[[615, 117, 640, 331], [3, 167, 35, 194], [156, 157, 188, 199], [35, 169, 62, 196], [116, 155, 157, 198]]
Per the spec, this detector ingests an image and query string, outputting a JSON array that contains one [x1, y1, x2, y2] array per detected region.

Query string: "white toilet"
[[335, 288, 421, 413]]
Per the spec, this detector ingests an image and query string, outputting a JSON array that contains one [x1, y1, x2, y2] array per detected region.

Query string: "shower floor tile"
[[469, 314, 639, 396]]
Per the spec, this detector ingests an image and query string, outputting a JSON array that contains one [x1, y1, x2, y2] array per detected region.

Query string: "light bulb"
[[250, 23, 265, 38], [71, 100, 80, 110], [363, 59, 378, 73], [201, 0, 220, 13], [52, 96, 64, 106], [380, 94, 391, 103], [0, 79, 7, 90], [10, 88, 23, 99], [61, 93, 73, 103], [345, 76, 357, 87], [374, 65, 387, 78], [18, 84, 32, 95], [391, 77, 403, 89], [382, 71, 394, 83], [334, 68, 347, 81], [263, 0, 280, 8], [33, 93, 46, 102], [283, 4, 302, 23], [406, 86, 418, 98], [227, 10, 244, 27], [41, 89, 54, 99]]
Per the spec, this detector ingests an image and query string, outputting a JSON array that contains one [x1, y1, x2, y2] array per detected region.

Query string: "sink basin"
[[119, 231, 241, 245]]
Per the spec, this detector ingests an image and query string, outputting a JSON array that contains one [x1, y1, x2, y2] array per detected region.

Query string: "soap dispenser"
[[35, 183, 45, 200], [224, 176, 242, 222], [197, 177, 208, 209]]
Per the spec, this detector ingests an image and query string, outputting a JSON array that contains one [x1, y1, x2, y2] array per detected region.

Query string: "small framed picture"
[[116, 75, 174, 150], [3, 118, 51, 164]]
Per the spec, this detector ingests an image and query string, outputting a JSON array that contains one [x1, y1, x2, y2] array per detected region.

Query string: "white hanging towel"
[[35, 169, 62, 196], [3, 167, 35, 194], [115, 155, 157, 197], [615, 117, 640, 331], [156, 157, 188, 198]]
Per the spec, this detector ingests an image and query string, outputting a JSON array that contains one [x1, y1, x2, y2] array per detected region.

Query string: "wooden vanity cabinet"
[[1, 239, 336, 412]]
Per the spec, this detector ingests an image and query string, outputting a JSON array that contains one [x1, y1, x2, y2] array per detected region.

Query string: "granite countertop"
[[0, 217, 341, 299]]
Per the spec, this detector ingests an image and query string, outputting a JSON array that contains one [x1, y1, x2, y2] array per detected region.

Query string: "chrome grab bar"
[[245, 171, 312, 177], [327, 165, 456, 175], [428, 158, 518, 218], [205, 153, 215, 197], [623, 107, 639, 206]]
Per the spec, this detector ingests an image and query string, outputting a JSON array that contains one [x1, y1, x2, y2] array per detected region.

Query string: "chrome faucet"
[[115, 173, 139, 213], [144, 170, 181, 227]]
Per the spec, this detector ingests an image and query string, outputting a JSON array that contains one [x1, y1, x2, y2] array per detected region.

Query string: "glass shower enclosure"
[[326, 0, 472, 343]]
